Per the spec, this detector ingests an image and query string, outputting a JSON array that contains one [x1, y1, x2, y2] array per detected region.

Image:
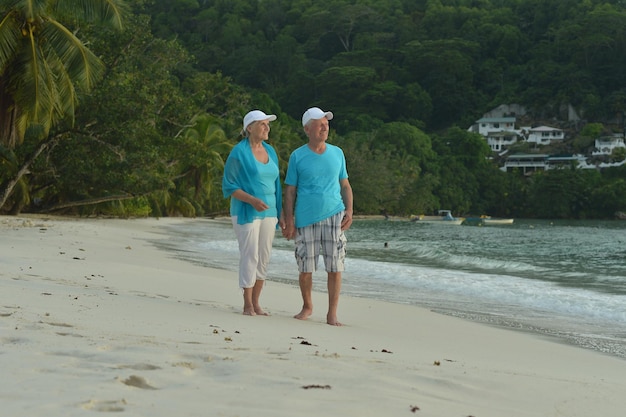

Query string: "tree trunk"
[[0, 135, 60, 213]]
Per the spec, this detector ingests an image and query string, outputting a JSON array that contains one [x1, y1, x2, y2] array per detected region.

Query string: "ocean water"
[[153, 218, 626, 359]]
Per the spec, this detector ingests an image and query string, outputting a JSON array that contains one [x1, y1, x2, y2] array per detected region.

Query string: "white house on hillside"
[[468, 117, 517, 136], [502, 152, 626, 173], [525, 126, 565, 145], [501, 154, 548, 174], [471, 104, 626, 172], [592, 135, 625, 156], [485, 130, 521, 152]]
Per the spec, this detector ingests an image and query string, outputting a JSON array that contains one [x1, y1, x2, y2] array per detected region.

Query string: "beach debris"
[[213, 329, 219, 334], [369, 348, 393, 353], [224, 337, 232, 342], [433, 360, 441, 366], [292, 336, 315, 346], [315, 351, 340, 358], [410, 405, 420, 412], [173, 361, 196, 370], [302, 384, 331, 390]]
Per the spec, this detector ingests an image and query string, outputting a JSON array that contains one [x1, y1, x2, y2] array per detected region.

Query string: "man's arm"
[[282, 185, 297, 239], [340, 178, 353, 231]]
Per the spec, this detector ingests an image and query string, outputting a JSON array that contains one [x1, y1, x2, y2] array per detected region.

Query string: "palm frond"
[[43, 19, 104, 90], [55, 0, 129, 29], [0, 11, 21, 72], [10, 29, 52, 133]]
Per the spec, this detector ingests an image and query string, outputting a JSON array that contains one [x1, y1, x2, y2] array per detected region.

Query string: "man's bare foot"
[[294, 307, 313, 320], [327, 315, 343, 326], [243, 308, 257, 316], [254, 307, 270, 316]]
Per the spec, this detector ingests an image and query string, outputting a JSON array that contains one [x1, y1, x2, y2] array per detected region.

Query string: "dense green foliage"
[[2, 0, 626, 219]]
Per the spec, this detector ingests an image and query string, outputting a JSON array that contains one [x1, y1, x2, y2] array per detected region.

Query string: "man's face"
[[305, 118, 329, 142]]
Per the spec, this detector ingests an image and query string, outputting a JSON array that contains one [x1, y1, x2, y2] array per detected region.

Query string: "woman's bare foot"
[[294, 307, 313, 320], [243, 308, 257, 316], [254, 307, 270, 316], [327, 314, 343, 326]]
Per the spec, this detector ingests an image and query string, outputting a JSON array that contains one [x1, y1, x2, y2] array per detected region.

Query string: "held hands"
[[281, 224, 296, 240], [280, 217, 296, 240]]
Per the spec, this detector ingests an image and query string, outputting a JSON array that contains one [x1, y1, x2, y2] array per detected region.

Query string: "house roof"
[[506, 153, 549, 159], [529, 126, 562, 132], [476, 117, 516, 123]]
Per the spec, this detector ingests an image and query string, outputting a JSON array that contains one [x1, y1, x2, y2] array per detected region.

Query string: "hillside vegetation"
[[1, 0, 625, 219]]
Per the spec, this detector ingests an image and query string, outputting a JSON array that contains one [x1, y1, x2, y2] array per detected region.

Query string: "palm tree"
[[0, 0, 127, 146], [0, 0, 127, 211], [162, 113, 234, 216]]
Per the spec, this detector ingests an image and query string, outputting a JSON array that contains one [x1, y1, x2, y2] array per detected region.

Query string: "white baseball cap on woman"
[[242, 110, 277, 134]]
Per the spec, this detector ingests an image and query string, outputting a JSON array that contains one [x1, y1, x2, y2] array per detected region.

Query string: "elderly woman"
[[222, 110, 283, 315]]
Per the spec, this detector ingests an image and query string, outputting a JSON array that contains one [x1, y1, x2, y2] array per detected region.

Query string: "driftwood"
[[40, 194, 136, 213]]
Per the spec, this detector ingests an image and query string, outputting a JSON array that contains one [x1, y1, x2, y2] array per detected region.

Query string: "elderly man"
[[282, 107, 353, 326]]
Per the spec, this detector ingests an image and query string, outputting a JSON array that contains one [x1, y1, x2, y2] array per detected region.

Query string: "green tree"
[[28, 13, 200, 215], [590, 178, 626, 218], [0, 0, 128, 212], [403, 39, 482, 127], [161, 114, 233, 217]]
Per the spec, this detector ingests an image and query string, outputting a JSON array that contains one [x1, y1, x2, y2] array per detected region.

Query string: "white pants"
[[231, 216, 278, 288]]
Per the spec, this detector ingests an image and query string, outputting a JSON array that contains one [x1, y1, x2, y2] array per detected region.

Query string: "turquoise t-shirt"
[[284, 143, 348, 228], [222, 138, 281, 225], [253, 157, 278, 218]]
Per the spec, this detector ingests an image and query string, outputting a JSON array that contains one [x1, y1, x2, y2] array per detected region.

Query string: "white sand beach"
[[2, 215, 626, 417]]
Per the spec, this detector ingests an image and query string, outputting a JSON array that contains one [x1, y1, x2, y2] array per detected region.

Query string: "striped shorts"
[[294, 211, 347, 273]]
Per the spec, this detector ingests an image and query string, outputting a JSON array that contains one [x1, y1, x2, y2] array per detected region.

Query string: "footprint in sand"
[[81, 399, 127, 412], [119, 375, 157, 390]]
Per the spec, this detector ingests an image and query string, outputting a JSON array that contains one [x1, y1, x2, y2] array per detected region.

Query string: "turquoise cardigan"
[[222, 138, 282, 226]]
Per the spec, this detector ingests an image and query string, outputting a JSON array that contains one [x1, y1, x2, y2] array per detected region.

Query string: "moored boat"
[[411, 210, 465, 225]]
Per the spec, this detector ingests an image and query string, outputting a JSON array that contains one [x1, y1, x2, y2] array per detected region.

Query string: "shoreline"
[[2, 215, 626, 416]]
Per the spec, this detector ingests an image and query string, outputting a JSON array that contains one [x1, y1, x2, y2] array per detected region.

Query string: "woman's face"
[[247, 120, 271, 141]]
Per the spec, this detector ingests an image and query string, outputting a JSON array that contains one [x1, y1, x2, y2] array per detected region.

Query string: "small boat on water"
[[480, 215, 514, 225], [411, 210, 465, 225]]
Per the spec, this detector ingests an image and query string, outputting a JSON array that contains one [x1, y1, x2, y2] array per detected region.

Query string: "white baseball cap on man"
[[302, 107, 333, 127], [242, 110, 277, 134]]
